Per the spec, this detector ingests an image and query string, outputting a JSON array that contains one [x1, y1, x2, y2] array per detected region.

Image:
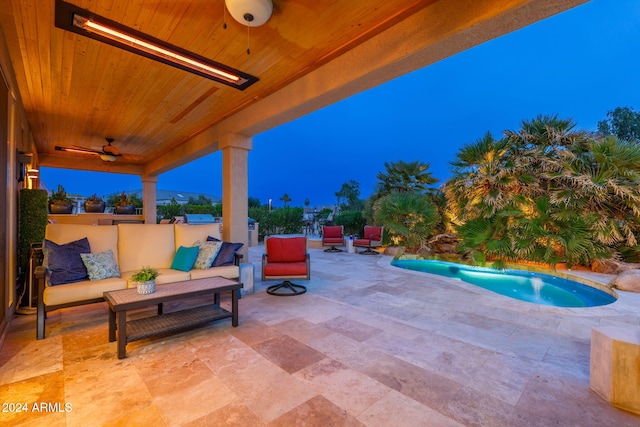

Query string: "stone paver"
[[1, 244, 639, 426]]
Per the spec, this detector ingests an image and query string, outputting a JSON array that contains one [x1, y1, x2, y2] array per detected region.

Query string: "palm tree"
[[280, 193, 291, 207], [511, 197, 609, 267], [370, 161, 439, 231], [504, 114, 590, 196], [455, 212, 516, 265], [447, 115, 640, 266], [444, 132, 519, 221], [374, 160, 438, 199], [553, 136, 640, 248], [505, 114, 588, 152], [374, 191, 439, 251]]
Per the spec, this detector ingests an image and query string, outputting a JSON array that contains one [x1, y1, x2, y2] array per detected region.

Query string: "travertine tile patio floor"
[[1, 245, 640, 426]]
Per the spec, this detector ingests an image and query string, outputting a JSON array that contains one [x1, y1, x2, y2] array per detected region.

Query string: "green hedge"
[[334, 210, 366, 236], [18, 189, 48, 278]]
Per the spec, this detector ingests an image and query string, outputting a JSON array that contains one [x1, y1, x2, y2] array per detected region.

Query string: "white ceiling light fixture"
[[225, 0, 273, 27], [100, 153, 117, 162], [225, 0, 273, 54]]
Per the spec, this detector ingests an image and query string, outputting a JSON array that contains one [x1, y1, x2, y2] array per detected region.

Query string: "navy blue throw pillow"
[[207, 236, 243, 266], [44, 237, 91, 285]]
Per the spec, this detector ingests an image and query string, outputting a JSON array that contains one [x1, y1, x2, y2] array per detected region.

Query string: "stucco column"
[[220, 133, 251, 258], [141, 174, 158, 224]]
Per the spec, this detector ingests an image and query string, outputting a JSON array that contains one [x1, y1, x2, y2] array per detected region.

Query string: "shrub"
[[334, 210, 366, 236], [262, 207, 303, 236], [157, 198, 183, 220], [374, 191, 439, 250], [18, 189, 48, 290]]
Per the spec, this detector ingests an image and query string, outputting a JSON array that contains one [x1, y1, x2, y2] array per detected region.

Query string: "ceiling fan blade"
[[102, 138, 122, 156], [55, 145, 100, 155], [55, 140, 133, 162], [102, 144, 121, 156], [70, 145, 102, 153]]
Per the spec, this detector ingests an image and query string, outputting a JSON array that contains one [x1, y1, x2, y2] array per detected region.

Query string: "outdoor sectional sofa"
[[35, 223, 242, 339]]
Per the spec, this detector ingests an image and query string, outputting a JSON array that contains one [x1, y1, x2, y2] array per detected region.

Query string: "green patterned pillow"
[[80, 250, 120, 281], [192, 240, 223, 269]]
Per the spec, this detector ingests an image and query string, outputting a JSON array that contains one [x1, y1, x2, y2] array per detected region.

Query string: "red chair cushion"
[[363, 226, 382, 241], [264, 262, 308, 277], [323, 237, 343, 244], [266, 237, 307, 262], [323, 226, 343, 239]]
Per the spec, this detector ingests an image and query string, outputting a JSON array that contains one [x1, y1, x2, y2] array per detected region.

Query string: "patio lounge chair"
[[354, 226, 384, 255], [322, 225, 344, 252], [262, 236, 310, 296]]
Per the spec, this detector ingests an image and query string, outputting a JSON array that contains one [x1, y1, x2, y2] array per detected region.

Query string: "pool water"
[[391, 259, 616, 307]]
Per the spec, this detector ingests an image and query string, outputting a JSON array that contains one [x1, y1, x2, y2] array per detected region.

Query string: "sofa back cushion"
[[45, 224, 119, 261], [174, 223, 222, 249], [118, 224, 175, 272]]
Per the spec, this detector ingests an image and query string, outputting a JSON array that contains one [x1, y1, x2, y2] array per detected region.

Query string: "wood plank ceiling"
[[0, 0, 587, 176]]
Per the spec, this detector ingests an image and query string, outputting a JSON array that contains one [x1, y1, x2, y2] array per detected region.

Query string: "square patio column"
[[220, 133, 250, 258], [591, 326, 640, 414], [142, 175, 158, 224]]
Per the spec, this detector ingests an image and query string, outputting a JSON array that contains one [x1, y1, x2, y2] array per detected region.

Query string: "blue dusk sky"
[[41, 0, 640, 208]]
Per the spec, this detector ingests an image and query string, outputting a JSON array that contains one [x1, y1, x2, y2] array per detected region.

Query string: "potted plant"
[[84, 193, 105, 213], [129, 266, 159, 294], [114, 191, 136, 215], [48, 184, 74, 214]]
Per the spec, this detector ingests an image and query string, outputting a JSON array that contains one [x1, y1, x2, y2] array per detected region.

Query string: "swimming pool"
[[391, 259, 616, 307]]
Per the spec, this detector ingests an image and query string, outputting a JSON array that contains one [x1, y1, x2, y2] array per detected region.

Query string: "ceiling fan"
[[55, 138, 123, 162]]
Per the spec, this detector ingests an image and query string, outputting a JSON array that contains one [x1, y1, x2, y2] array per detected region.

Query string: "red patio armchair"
[[262, 236, 310, 296], [322, 225, 344, 252], [354, 226, 384, 255]]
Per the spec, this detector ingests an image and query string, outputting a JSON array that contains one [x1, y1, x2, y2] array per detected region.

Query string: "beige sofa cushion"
[[117, 224, 175, 272], [173, 223, 221, 249], [189, 265, 240, 280], [45, 224, 119, 260], [43, 277, 127, 306], [121, 268, 191, 287]]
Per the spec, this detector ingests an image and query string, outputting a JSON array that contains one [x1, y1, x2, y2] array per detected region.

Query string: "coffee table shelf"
[[127, 304, 231, 342]]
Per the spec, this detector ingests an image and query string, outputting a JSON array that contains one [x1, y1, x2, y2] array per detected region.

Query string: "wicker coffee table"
[[104, 276, 242, 359]]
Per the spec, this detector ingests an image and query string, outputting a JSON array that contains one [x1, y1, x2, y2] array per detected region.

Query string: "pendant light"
[[225, 0, 273, 27], [224, 0, 273, 54]]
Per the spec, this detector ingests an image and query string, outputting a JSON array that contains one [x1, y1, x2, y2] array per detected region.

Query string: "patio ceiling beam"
[[143, 0, 588, 177]]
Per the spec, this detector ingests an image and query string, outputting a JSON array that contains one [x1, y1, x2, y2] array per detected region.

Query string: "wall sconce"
[[27, 168, 40, 189], [17, 151, 33, 183]]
